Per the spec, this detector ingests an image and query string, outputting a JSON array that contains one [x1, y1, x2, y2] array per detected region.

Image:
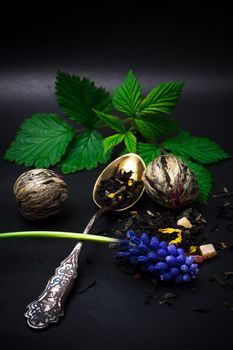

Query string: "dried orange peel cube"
[[199, 244, 217, 260]]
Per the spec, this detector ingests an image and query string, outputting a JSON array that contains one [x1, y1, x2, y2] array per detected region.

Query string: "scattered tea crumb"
[[143, 278, 159, 305], [114, 230, 124, 238], [209, 274, 226, 287], [216, 242, 233, 251], [217, 242, 229, 250], [108, 243, 119, 249], [144, 295, 153, 305], [78, 280, 97, 294], [211, 225, 219, 232], [129, 210, 138, 215], [213, 187, 233, 198], [147, 210, 154, 217], [216, 203, 233, 220], [151, 278, 158, 290], [223, 271, 233, 278], [159, 292, 178, 305], [193, 307, 211, 313], [224, 301, 231, 308], [224, 301, 233, 312]]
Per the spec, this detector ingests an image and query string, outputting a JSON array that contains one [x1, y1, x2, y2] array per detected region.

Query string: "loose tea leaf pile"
[[115, 207, 207, 253], [112, 207, 208, 284], [111, 193, 233, 310], [96, 165, 143, 209]]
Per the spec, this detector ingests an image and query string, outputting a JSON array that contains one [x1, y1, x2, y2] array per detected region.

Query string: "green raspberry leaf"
[[180, 157, 213, 204], [93, 109, 126, 133], [134, 115, 180, 141], [56, 70, 112, 128], [113, 70, 142, 116], [163, 131, 231, 164], [124, 131, 137, 153], [139, 82, 184, 115], [103, 133, 125, 154], [4, 113, 75, 168], [60, 130, 109, 173], [137, 142, 161, 165]]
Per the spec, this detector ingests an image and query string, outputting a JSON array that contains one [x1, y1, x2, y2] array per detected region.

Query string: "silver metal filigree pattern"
[[25, 243, 82, 329], [25, 208, 108, 329]]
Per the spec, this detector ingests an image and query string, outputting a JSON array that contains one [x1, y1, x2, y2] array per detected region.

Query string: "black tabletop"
[[1, 5, 233, 350]]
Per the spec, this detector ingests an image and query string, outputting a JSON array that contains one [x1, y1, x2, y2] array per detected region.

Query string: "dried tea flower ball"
[[13, 169, 68, 220], [143, 155, 199, 209]]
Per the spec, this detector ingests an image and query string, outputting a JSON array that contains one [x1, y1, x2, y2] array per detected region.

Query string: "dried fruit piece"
[[199, 244, 217, 260], [177, 216, 192, 229], [192, 255, 204, 264]]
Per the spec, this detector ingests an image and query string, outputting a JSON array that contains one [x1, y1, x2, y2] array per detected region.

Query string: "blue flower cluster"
[[117, 230, 199, 283]]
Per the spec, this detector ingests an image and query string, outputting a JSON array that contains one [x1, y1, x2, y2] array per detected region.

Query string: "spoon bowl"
[[93, 153, 146, 211]]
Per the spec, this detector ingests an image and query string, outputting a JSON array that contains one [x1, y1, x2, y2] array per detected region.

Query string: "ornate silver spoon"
[[24, 153, 146, 329]]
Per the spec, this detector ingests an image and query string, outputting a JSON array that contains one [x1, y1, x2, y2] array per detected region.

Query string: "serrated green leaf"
[[139, 82, 184, 115], [137, 143, 161, 165], [4, 113, 74, 168], [163, 131, 231, 164], [60, 130, 109, 173], [103, 133, 125, 154], [93, 109, 126, 133], [56, 70, 112, 128], [124, 131, 137, 153], [180, 157, 213, 204], [134, 115, 180, 141], [113, 70, 142, 116]]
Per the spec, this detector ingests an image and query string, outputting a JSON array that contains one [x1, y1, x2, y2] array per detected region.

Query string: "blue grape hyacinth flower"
[[117, 230, 199, 283]]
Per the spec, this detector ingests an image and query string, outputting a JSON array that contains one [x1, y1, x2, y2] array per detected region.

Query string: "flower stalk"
[[0, 231, 119, 244]]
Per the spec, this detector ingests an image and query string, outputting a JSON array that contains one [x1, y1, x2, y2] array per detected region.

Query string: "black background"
[[1, 4, 233, 350]]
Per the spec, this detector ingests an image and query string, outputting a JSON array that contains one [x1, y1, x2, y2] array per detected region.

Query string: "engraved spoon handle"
[[25, 207, 108, 329]]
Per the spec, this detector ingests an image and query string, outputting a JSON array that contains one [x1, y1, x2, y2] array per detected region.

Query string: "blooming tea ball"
[[13, 169, 68, 220], [143, 155, 199, 209]]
